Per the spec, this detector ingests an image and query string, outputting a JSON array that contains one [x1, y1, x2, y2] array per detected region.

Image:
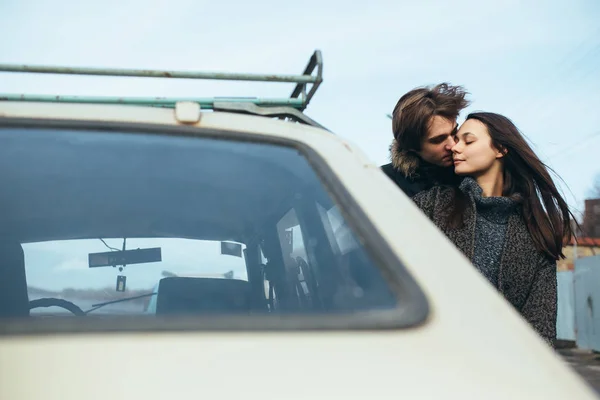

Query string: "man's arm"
[[381, 163, 425, 198]]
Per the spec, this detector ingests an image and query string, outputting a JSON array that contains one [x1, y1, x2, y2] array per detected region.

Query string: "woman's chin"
[[453, 167, 470, 176]]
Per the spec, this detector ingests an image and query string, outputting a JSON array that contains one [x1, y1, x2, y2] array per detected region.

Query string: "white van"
[[0, 51, 596, 399]]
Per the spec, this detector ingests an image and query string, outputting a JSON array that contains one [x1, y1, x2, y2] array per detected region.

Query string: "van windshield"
[[0, 126, 402, 325]]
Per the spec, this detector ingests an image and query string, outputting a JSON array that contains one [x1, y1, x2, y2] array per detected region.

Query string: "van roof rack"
[[0, 50, 326, 129]]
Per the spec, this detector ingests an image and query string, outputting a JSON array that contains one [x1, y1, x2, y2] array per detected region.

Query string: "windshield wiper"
[[84, 292, 156, 314]]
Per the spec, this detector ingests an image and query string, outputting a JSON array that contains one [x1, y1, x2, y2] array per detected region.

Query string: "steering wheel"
[[29, 298, 86, 316]]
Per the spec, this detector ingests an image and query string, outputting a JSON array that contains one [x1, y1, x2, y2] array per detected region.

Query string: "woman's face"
[[452, 119, 504, 176]]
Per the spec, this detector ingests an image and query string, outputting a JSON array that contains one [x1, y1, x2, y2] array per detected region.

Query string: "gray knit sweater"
[[413, 180, 557, 345], [460, 177, 519, 288]]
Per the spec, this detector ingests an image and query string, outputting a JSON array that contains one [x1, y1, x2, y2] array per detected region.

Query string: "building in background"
[[583, 198, 600, 238], [557, 198, 600, 271], [558, 237, 600, 271]]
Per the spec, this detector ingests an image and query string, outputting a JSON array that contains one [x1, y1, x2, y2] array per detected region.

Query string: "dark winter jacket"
[[413, 178, 557, 346]]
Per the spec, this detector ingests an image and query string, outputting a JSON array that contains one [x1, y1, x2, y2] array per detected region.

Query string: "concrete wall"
[[557, 270, 576, 341], [574, 255, 600, 351]]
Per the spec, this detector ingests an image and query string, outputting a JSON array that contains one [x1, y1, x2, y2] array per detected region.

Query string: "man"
[[381, 83, 470, 197]]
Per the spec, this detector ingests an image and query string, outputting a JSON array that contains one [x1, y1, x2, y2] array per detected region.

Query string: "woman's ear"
[[496, 146, 508, 159]]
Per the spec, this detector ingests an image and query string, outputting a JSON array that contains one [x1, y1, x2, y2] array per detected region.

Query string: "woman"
[[413, 112, 576, 347]]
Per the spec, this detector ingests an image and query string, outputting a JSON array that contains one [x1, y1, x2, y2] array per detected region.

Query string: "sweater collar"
[[459, 177, 521, 223]]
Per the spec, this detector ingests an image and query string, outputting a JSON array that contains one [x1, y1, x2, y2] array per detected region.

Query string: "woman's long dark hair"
[[448, 112, 576, 261]]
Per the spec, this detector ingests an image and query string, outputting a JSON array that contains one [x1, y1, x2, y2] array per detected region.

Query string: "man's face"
[[416, 116, 458, 168]]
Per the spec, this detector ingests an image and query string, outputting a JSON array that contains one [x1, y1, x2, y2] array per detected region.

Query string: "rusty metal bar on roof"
[[0, 63, 318, 84], [0, 50, 324, 113], [0, 94, 305, 109], [290, 50, 323, 111]]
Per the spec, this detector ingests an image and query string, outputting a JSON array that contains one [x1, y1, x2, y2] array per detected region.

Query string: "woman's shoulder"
[[413, 185, 457, 203], [412, 185, 459, 216]]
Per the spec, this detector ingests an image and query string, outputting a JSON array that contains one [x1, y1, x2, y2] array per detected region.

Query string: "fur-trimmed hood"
[[389, 138, 423, 179]]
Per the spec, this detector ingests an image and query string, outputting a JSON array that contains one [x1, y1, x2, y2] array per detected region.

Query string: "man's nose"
[[444, 137, 455, 150]]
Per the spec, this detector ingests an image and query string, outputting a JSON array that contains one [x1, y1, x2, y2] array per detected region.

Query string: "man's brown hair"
[[392, 83, 469, 151], [390, 83, 469, 177]]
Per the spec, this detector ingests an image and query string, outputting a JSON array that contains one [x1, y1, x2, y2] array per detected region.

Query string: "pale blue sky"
[[1, 0, 599, 219]]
